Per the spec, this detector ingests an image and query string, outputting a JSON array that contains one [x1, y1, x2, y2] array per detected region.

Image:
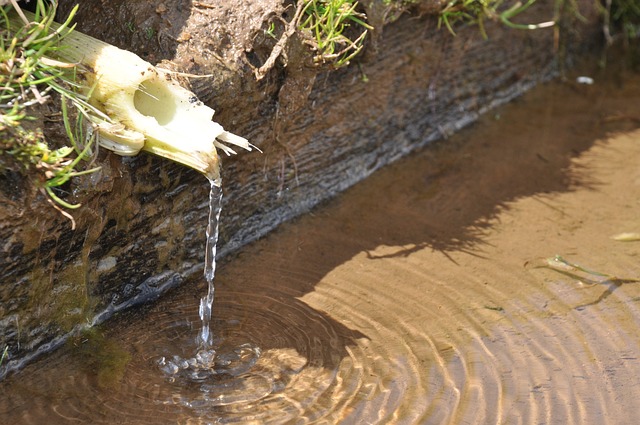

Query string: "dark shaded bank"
[[0, 0, 603, 377]]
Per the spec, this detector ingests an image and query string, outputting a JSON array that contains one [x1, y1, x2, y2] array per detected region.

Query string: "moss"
[[69, 328, 132, 388], [49, 261, 94, 332]]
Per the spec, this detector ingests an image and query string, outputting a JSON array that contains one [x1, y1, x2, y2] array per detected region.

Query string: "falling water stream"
[[199, 179, 222, 350], [2, 59, 640, 424], [156, 180, 226, 380]]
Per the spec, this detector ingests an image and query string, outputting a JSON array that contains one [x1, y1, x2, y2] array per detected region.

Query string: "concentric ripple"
[[0, 280, 364, 424], [2, 64, 640, 424]]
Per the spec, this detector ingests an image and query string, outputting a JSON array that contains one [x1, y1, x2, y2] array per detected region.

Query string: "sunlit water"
[[2, 61, 640, 424]]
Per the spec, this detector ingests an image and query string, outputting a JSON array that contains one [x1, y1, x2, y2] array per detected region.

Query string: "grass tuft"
[[438, 0, 555, 38], [1, 0, 100, 220], [610, 0, 640, 41], [298, 0, 373, 67]]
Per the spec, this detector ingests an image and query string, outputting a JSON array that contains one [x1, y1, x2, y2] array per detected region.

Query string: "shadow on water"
[[224, 60, 640, 291], [190, 58, 640, 421], [2, 56, 640, 423]]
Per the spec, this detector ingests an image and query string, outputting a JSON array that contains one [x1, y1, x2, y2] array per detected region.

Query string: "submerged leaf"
[[612, 232, 640, 241]]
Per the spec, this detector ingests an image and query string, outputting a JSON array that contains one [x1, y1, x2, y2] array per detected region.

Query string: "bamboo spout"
[[15, 9, 252, 182]]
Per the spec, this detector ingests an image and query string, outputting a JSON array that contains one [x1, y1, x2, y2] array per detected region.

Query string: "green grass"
[[298, 0, 373, 67], [387, 0, 639, 43], [438, 0, 555, 37], [0, 0, 100, 216], [610, 0, 640, 40], [296, 0, 555, 68]]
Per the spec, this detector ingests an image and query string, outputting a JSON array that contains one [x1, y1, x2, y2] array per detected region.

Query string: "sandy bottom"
[[1, 56, 640, 424]]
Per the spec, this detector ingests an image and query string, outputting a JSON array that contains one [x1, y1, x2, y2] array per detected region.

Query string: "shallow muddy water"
[[2, 58, 640, 424]]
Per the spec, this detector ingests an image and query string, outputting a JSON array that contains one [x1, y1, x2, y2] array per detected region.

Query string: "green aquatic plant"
[[70, 328, 131, 389]]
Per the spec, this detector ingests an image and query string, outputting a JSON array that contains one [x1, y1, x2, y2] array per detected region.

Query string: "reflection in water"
[[2, 63, 640, 424]]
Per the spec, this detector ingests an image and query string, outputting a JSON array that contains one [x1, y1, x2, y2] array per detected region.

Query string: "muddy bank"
[[0, 0, 602, 376]]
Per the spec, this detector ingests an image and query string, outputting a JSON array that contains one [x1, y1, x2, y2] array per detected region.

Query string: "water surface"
[[2, 59, 640, 424]]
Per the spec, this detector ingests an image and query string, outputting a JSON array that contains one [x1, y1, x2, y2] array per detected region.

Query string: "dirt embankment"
[[0, 0, 602, 376]]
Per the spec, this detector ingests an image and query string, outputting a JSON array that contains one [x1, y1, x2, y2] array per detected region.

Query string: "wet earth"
[[1, 56, 640, 424]]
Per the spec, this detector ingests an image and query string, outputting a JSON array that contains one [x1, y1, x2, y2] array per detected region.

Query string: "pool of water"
[[2, 57, 640, 424]]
